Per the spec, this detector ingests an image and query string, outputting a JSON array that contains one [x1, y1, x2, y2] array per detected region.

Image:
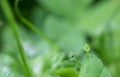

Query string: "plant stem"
[[14, 0, 59, 52], [0, 0, 32, 77]]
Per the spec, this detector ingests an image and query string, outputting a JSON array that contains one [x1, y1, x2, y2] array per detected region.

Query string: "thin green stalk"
[[0, 0, 32, 77], [15, 0, 59, 52]]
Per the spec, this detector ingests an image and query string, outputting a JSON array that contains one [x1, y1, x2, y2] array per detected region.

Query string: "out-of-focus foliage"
[[0, 0, 120, 77], [39, 0, 93, 18]]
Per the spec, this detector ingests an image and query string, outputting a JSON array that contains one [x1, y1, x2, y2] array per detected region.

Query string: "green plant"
[[0, 0, 120, 77]]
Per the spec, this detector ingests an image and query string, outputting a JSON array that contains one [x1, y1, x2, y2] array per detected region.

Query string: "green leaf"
[[54, 68, 78, 77], [100, 68, 112, 77], [79, 54, 111, 77]]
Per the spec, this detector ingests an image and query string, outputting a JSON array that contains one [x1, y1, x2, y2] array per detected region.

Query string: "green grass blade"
[[0, 0, 32, 77], [14, 0, 59, 52]]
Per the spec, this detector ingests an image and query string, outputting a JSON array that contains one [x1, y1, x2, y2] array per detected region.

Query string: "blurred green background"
[[0, 0, 120, 77]]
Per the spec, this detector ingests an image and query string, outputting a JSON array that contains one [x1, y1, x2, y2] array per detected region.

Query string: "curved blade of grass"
[[0, 0, 32, 77], [14, 0, 59, 52]]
